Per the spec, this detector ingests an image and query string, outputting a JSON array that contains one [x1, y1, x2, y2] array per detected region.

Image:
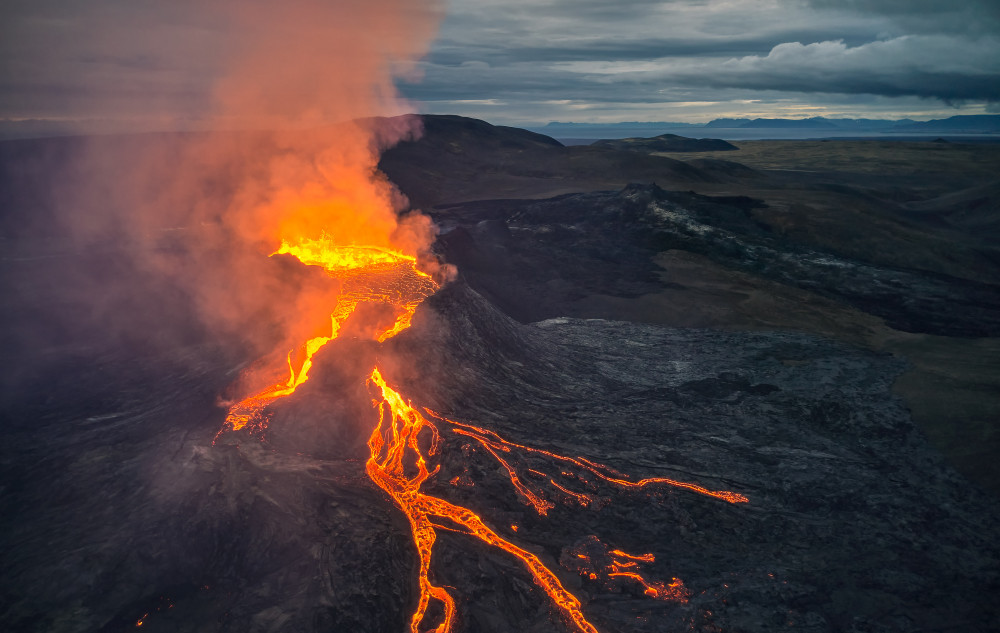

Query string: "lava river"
[[218, 236, 748, 633]]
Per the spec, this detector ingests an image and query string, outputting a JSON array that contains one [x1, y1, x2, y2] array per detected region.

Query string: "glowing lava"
[[223, 235, 437, 433], [445, 419, 749, 506], [220, 233, 748, 633], [367, 368, 600, 633], [562, 536, 692, 603], [367, 373, 746, 633]]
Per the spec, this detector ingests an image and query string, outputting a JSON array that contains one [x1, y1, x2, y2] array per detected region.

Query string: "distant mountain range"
[[702, 117, 915, 129], [540, 120, 702, 129], [893, 115, 1000, 132], [541, 114, 1000, 133]]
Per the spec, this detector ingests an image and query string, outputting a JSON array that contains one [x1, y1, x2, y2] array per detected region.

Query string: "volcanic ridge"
[[2, 115, 1000, 633]]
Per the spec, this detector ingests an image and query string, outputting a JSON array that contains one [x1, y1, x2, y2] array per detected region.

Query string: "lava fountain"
[[217, 230, 747, 633]]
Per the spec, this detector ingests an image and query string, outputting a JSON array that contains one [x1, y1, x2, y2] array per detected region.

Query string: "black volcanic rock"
[[392, 292, 1000, 633], [903, 179, 1000, 238], [591, 134, 737, 153], [414, 113, 565, 148], [431, 184, 1000, 337], [683, 157, 761, 181], [3, 276, 999, 633], [3, 127, 999, 633], [377, 115, 719, 208]]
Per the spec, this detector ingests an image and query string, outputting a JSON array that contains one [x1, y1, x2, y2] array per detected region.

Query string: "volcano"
[[2, 278, 998, 632], [2, 120, 1000, 632]]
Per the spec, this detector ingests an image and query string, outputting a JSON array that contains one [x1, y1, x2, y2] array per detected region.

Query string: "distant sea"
[[526, 126, 1000, 144]]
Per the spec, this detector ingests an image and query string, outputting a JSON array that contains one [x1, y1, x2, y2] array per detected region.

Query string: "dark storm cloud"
[[558, 35, 1000, 104], [2, 0, 998, 128], [688, 36, 1000, 101], [398, 0, 1000, 122], [432, 0, 875, 59], [428, 25, 878, 67], [800, 0, 1000, 35], [803, 0, 1000, 19]]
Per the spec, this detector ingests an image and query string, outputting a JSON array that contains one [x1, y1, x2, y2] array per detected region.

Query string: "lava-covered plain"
[[2, 118, 1000, 632]]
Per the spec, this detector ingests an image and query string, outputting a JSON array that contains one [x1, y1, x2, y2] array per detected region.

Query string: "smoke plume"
[[25, 0, 447, 378]]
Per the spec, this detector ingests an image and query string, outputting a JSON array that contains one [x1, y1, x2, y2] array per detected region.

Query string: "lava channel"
[[218, 235, 748, 633]]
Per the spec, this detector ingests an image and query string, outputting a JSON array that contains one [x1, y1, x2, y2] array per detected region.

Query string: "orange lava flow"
[[367, 370, 749, 633], [367, 368, 600, 633], [218, 235, 749, 632], [446, 419, 749, 507], [223, 236, 437, 433], [563, 536, 692, 603]]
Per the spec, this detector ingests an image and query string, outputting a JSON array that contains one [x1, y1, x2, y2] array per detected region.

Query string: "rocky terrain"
[[382, 117, 1000, 495], [2, 279, 998, 633], [430, 184, 1000, 337], [2, 117, 1000, 632]]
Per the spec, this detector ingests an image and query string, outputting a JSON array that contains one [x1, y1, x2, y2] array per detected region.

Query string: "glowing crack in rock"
[[219, 234, 748, 633], [561, 535, 692, 602]]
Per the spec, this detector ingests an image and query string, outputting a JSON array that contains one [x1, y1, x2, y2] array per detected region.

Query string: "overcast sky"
[[409, 0, 1000, 123], [1, 0, 998, 132]]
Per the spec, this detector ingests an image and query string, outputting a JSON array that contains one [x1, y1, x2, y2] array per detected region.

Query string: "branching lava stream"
[[220, 235, 748, 633], [221, 236, 437, 436]]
